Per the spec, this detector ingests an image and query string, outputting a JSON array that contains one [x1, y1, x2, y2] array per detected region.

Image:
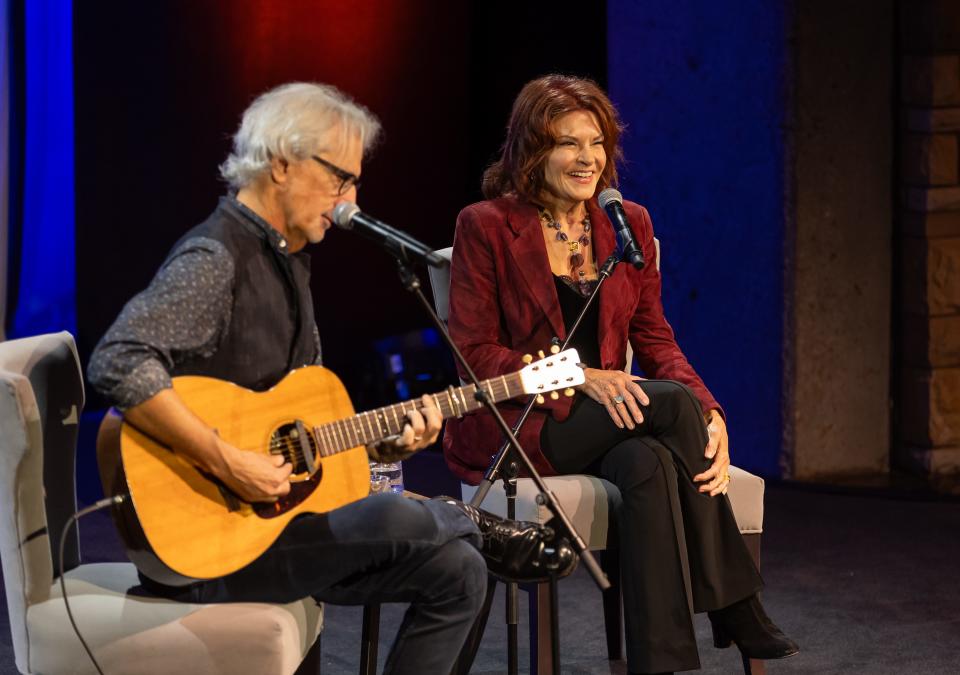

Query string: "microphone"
[[331, 203, 448, 269], [598, 188, 645, 270]]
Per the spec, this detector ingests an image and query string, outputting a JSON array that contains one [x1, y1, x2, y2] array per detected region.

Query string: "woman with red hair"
[[443, 75, 797, 674]]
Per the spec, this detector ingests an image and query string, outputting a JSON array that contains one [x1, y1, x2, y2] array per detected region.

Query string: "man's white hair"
[[220, 82, 381, 190]]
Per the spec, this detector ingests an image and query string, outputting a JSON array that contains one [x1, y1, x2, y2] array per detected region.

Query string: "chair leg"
[[360, 603, 380, 675], [740, 533, 766, 675], [549, 574, 560, 672], [599, 549, 623, 661], [294, 631, 322, 675], [747, 655, 767, 674], [525, 581, 555, 675], [742, 533, 761, 569]]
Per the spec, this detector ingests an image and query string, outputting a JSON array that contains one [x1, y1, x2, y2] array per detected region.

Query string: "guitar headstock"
[[518, 348, 584, 399]]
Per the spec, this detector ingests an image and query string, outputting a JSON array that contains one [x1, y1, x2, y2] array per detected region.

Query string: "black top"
[[553, 276, 601, 369]]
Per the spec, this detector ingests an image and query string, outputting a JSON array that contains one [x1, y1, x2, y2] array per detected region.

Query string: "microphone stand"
[[468, 252, 625, 674], [387, 246, 611, 675], [471, 252, 621, 505]]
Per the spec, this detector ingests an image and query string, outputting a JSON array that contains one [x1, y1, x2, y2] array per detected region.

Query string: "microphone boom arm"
[[332, 202, 448, 269]]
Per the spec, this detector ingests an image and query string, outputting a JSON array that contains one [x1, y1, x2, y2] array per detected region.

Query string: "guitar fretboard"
[[312, 372, 523, 457]]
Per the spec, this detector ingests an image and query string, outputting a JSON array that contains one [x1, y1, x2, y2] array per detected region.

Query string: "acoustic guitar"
[[97, 349, 583, 585]]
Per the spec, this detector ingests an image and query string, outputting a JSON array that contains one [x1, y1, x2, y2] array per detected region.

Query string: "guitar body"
[[96, 349, 585, 586], [97, 366, 371, 585]]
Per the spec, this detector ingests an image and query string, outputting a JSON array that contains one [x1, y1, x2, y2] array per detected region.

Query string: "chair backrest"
[[0, 331, 84, 572], [427, 248, 455, 322], [0, 366, 49, 668], [0, 332, 85, 669]]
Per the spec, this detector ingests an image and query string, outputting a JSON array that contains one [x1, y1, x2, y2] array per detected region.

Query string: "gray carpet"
[[3, 484, 959, 674]]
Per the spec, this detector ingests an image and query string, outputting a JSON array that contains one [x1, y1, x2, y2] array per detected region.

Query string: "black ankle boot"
[[707, 594, 799, 660], [436, 497, 578, 583]]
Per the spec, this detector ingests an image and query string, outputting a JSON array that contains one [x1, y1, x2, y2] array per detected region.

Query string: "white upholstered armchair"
[[429, 246, 767, 675], [0, 332, 324, 674]]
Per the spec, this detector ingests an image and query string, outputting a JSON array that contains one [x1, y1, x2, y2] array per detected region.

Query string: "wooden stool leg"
[[549, 574, 560, 674], [745, 647, 767, 674], [360, 604, 380, 675], [293, 631, 322, 675], [741, 533, 766, 675], [599, 549, 623, 661], [525, 582, 555, 675]]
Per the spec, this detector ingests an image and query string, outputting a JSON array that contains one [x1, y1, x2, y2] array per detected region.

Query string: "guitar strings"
[[223, 376, 522, 457]]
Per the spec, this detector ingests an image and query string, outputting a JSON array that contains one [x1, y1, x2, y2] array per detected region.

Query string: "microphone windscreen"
[[598, 188, 624, 209], [331, 202, 360, 229]]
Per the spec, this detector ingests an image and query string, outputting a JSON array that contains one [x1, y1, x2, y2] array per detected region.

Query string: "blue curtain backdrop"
[[1, 0, 9, 337], [7, 0, 75, 338], [607, 1, 788, 476]]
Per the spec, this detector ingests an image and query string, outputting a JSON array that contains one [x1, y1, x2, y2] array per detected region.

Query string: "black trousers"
[[542, 380, 763, 674]]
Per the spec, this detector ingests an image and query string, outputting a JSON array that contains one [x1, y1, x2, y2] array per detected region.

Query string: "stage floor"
[[3, 483, 959, 674]]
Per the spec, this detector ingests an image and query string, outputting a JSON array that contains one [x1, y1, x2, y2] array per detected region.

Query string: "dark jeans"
[[142, 493, 487, 674], [542, 380, 763, 674]]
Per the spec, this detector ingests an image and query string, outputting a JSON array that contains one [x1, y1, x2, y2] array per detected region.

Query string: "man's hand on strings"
[[220, 438, 293, 503], [367, 394, 442, 463]]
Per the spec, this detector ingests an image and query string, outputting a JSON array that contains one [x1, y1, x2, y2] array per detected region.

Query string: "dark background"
[[73, 0, 608, 414]]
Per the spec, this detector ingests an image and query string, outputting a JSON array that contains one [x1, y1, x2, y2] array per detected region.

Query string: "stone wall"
[[787, 1, 892, 480], [899, 2, 960, 487]]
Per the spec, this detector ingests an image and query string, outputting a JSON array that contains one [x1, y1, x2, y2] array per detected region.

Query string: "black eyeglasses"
[[311, 155, 361, 195]]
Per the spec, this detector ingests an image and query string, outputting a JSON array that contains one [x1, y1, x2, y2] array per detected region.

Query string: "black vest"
[[171, 198, 318, 391]]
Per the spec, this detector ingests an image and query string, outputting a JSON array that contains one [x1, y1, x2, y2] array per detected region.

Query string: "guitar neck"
[[313, 372, 524, 457]]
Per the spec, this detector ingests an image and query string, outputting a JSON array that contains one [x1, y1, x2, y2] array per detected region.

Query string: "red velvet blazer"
[[442, 195, 720, 484]]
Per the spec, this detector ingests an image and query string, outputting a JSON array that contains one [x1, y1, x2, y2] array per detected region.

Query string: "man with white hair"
[[89, 82, 570, 673]]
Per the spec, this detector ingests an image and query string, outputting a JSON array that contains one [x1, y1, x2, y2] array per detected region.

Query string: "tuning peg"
[[522, 354, 533, 364], [564, 388, 575, 397], [549, 391, 559, 400], [550, 344, 560, 354], [537, 350, 545, 359], [535, 394, 545, 404]]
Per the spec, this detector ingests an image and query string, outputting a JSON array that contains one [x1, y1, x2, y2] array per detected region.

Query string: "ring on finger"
[[612, 395, 625, 405]]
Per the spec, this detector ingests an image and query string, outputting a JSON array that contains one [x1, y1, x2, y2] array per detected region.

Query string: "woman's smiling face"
[[541, 109, 607, 209]]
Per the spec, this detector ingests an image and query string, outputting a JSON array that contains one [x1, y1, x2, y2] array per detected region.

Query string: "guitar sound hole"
[[268, 421, 318, 474], [252, 421, 323, 519]]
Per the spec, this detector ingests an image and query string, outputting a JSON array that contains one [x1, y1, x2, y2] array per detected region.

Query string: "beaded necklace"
[[539, 207, 595, 295]]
